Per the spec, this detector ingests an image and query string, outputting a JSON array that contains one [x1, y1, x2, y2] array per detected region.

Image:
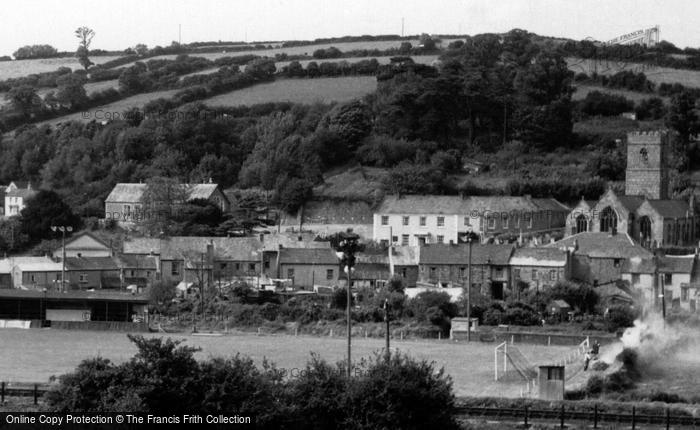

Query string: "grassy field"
[[0, 79, 119, 108], [0, 328, 571, 398], [114, 39, 460, 69], [180, 54, 440, 80], [0, 56, 123, 80], [566, 57, 700, 88], [203, 76, 377, 107], [33, 88, 181, 127], [572, 84, 668, 103]]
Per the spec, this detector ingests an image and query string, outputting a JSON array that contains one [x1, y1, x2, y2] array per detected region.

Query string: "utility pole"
[[401, 18, 405, 38], [178, 24, 181, 45], [384, 298, 390, 361]]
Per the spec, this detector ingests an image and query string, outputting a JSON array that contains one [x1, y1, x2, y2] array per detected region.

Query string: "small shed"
[[538, 365, 565, 400], [449, 317, 479, 340], [548, 299, 572, 321]]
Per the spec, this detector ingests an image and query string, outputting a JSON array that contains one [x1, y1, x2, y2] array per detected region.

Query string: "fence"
[[456, 404, 698, 428], [0, 382, 50, 405]]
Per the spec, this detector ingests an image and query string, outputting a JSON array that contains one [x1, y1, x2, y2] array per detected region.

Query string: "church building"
[[566, 131, 699, 248]]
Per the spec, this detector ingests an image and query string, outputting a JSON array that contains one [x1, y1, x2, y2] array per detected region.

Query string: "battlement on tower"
[[627, 130, 668, 144]]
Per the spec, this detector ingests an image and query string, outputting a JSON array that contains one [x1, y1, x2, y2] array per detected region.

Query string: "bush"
[[606, 305, 638, 332]]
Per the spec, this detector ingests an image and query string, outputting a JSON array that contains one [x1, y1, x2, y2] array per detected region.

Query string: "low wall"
[[49, 321, 149, 332]]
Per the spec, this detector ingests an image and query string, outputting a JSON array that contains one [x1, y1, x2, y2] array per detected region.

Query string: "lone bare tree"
[[75, 26, 95, 70]]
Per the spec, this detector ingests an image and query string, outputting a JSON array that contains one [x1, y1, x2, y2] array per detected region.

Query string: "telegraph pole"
[[384, 298, 390, 361], [466, 231, 473, 341]]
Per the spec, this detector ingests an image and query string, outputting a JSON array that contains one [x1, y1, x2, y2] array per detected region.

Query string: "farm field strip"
[[566, 57, 700, 88], [572, 84, 669, 103], [0, 79, 119, 108], [0, 328, 570, 398], [202, 76, 377, 107], [0, 55, 123, 80]]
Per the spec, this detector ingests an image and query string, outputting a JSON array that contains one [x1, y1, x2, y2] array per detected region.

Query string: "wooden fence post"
[[593, 403, 598, 429], [560, 404, 564, 429], [666, 408, 670, 430], [524, 405, 528, 427]]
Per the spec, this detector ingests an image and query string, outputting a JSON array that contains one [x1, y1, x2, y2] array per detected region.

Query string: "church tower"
[[625, 131, 669, 199]]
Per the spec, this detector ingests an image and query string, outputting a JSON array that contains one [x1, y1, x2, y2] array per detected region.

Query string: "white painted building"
[[4, 181, 36, 217]]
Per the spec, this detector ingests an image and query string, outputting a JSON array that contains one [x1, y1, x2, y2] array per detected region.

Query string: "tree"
[[5, 85, 43, 118], [55, 73, 88, 109], [75, 26, 95, 70], [133, 43, 149, 56], [666, 91, 699, 150], [139, 177, 190, 236], [19, 190, 81, 245], [13, 44, 58, 60]]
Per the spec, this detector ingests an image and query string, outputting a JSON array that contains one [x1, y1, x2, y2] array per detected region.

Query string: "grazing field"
[[34, 88, 181, 127], [567, 57, 700, 88], [572, 84, 668, 103], [0, 328, 570, 398], [0, 56, 123, 80], [115, 39, 460, 69], [203, 76, 377, 107], [179, 54, 440, 80]]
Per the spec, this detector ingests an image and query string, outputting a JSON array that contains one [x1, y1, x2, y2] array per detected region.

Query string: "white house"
[[4, 181, 36, 217], [622, 254, 699, 312], [372, 195, 569, 246]]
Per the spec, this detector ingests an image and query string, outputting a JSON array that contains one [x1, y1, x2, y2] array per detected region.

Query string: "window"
[[464, 216, 470, 226], [79, 273, 88, 283], [550, 270, 556, 281], [513, 268, 521, 279], [264, 260, 270, 269], [525, 213, 532, 229], [146, 271, 151, 277], [401, 268, 407, 278], [532, 269, 538, 279], [380, 239, 389, 247], [129, 270, 135, 277], [419, 216, 426, 226], [494, 268, 504, 278], [436, 235, 444, 244], [437, 216, 445, 227], [392, 235, 398, 243], [235, 263, 240, 270], [402, 216, 409, 226], [664, 273, 672, 284], [401, 234, 410, 245], [249, 263, 256, 271], [487, 216, 496, 230], [430, 267, 436, 276], [514, 214, 520, 228], [614, 259, 621, 268], [460, 267, 465, 277], [632, 274, 640, 284], [381, 215, 389, 226], [287, 268, 295, 279], [682, 286, 689, 301], [124, 204, 131, 215], [171, 261, 181, 276], [30, 274, 35, 283], [326, 269, 334, 280], [220, 263, 227, 270], [503, 215, 509, 229]]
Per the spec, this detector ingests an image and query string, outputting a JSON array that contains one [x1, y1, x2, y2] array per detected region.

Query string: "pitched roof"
[[122, 234, 330, 261], [390, 246, 420, 266], [621, 256, 655, 274], [659, 255, 695, 274], [646, 200, 691, 219], [118, 254, 158, 270], [0, 256, 57, 273], [105, 183, 224, 203], [546, 232, 653, 259], [354, 262, 391, 280], [8, 181, 30, 190], [377, 194, 568, 216], [419, 243, 514, 265], [278, 247, 339, 265], [617, 195, 644, 213], [61, 231, 111, 250], [5, 188, 37, 199], [65, 256, 120, 271], [550, 299, 571, 308], [510, 247, 568, 267]]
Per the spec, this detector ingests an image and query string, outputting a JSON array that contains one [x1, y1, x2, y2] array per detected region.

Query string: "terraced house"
[[373, 194, 569, 246]]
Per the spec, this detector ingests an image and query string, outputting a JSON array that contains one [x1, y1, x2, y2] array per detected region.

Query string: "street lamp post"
[[50, 225, 73, 292], [466, 230, 474, 342], [336, 229, 360, 379]]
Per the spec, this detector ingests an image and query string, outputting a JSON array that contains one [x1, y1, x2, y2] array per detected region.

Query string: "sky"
[[1, 0, 698, 56]]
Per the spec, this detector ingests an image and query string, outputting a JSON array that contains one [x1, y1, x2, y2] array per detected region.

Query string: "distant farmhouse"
[[105, 182, 230, 223], [4, 181, 36, 217]]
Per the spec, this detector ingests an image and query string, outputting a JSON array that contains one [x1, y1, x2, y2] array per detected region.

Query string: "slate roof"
[[0, 288, 148, 303], [550, 299, 571, 309], [65, 256, 120, 271], [118, 254, 158, 270], [62, 231, 111, 250], [658, 255, 695, 273], [646, 200, 692, 218], [510, 247, 568, 267], [105, 183, 224, 203], [419, 243, 514, 265], [278, 248, 339, 265], [122, 235, 330, 261], [546, 232, 653, 259], [377, 195, 568, 215], [617, 195, 645, 213], [354, 262, 391, 280], [621, 256, 656, 274]]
